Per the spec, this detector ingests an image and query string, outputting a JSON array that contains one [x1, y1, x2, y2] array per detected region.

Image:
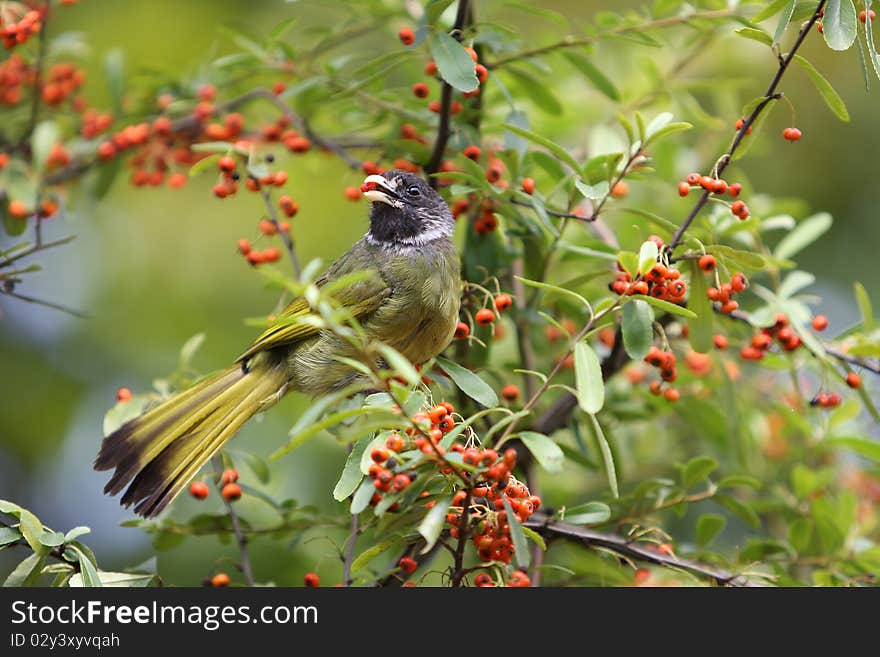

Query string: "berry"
[[116, 387, 132, 402], [728, 183, 742, 197], [398, 28, 415, 45], [221, 482, 242, 501], [279, 196, 298, 217], [221, 468, 239, 485], [398, 556, 418, 574], [508, 570, 531, 587], [685, 173, 701, 186], [845, 372, 861, 389], [611, 180, 629, 198], [454, 321, 470, 339], [494, 293, 513, 312], [412, 82, 429, 98], [7, 200, 29, 219], [521, 177, 536, 194], [189, 481, 209, 500], [699, 254, 716, 272], [424, 61, 438, 75], [731, 200, 746, 217], [474, 573, 493, 587], [475, 308, 495, 326], [735, 118, 753, 135], [463, 145, 481, 160], [385, 433, 405, 452], [783, 127, 802, 142], [713, 334, 728, 350], [731, 273, 748, 292], [860, 10, 876, 23], [371, 447, 390, 463], [501, 384, 520, 402], [344, 186, 361, 201], [678, 181, 690, 197], [303, 573, 320, 587], [811, 314, 828, 331], [211, 573, 230, 587], [218, 156, 235, 173]]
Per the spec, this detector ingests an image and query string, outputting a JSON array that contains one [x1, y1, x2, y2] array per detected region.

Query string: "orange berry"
[[412, 82, 429, 98], [463, 145, 481, 160], [221, 468, 239, 485], [475, 308, 495, 326], [424, 60, 438, 75], [7, 200, 29, 219], [237, 239, 252, 255], [343, 186, 361, 201], [261, 247, 282, 263], [189, 481, 209, 500], [259, 219, 278, 236], [399, 28, 416, 46], [611, 180, 629, 198], [845, 372, 861, 389], [279, 196, 298, 217], [713, 334, 728, 350], [501, 384, 520, 402], [494, 293, 512, 312], [454, 321, 470, 339], [860, 9, 876, 23], [783, 127, 802, 142], [475, 63, 488, 83], [221, 482, 242, 501], [685, 173, 701, 186], [272, 80, 286, 95], [521, 177, 535, 194], [287, 136, 311, 153], [812, 314, 828, 331], [116, 387, 132, 402], [168, 172, 187, 188], [678, 181, 690, 197], [211, 573, 230, 587], [303, 572, 320, 587], [699, 254, 716, 272]]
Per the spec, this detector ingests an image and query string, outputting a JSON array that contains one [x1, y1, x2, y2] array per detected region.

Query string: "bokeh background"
[[1, 0, 877, 584]]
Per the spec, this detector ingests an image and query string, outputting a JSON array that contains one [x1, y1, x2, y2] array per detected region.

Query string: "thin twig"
[[450, 489, 472, 587], [425, 0, 471, 185], [343, 512, 358, 587], [211, 455, 255, 587], [258, 187, 301, 276], [524, 513, 756, 586], [0, 235, 76, 270], [0, 288, 88, 317], [510, 197, 588, 221], [668, 1, 826, 252]]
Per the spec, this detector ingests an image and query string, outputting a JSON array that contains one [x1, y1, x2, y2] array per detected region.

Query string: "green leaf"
[[562, 501, 611, 525], [519, 431, 565, 474], [3, 553, 45, 587], [574, 178, 610, 200], [682, 456, 719, 489], [716, 493, 761, 529], [102, 393, 153, 436], [350, 539, 397, 573], [0, 526, 22, 546], [376, 343, 420, 387], [772, 0, 797, 45], [644, 122, 692, 147], [17, 509, 47, 556], [515, 275, 592, 311], [707, 244, 769, 270], [502, 497, 530, 569], [854, 281, 874, 329], [64, 526, 91, 542], [823, 0, 858, 51], [794, 56, 850, 121], [822, 436, 880, 462], [773, 212, 832, 260], [506, 66, 563, 115], [589, 414, 619, 498], [562, 52, 620, 101], [39, 531, 65, 548], [637, 239, 659, 275], [736, 27, 773, 46], [520, 526, 547, 551], [333, 438, 372, 501], [621, 299, 654, 360], [419, 495, 452, 553], [350, 478, 375, 515], [428, 31, 478, 92], [435, 356, 498, 408], [630, 295, 696, 319], [574, 340, 604, 414], [696, 513, 727, 547], [751, 0, 791, 23], [70, 546, 102, 587], [104, 48, 125, 115], [177, 333, 205, 370], [789, 518, 814, 553], [503, 123, 582, 172], [31, 121, 60, 174]]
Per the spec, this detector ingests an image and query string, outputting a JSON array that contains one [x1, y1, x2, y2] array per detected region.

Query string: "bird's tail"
[[94, 355, 287, 518]]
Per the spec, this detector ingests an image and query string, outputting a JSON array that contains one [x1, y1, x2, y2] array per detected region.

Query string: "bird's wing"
[[236, 244, 391, 362]]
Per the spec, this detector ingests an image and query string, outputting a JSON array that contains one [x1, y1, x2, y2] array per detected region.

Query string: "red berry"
[[845, 372, 861, 389], [454, 321, 470, 339], [412, 82, 429, 98], [424, 60, 438, 75], [211, 573, 230, 587], [494, 293, 512, 312], [463, 145, 481, 160], [783, 127, 802, 142], [303, 573, 320, 587], [685, 173, 701, 186], [731, 273, 748, 292], [475, 308, 496, 326], [221, 482, 242, 501], [398, 28, 415, 46], [189, 481, 209, 500], [521, 177, 536, 194], [812, 314, 828, 331], [221, 468, 239, 484], [116, 387, 132, 402], [728, 183, 742, 197], [859, 10, 875, 23], [218, 155, 235, 173], [501, 384, 520, 402], [713, 334, 728, 350], [611, 180, 629, 198], [398, 556, 418, 574], [678, 181, 690, 197], [370, 447, 390, 463], [699, 254, 716, 272]]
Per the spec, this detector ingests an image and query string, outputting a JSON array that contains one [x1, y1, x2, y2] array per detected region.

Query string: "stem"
[[450, 489, 472, 586], [0, 235, 76, 270], [424, 0, 471, 185], [668, 1, 827, 252], [18, 7, 49, 149], [212, 455, 255, 587], [0, 288, 88, 317], [258, 188, 301, 276]]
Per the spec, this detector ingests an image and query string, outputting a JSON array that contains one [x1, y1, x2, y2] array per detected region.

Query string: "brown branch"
[[524, 513, 756, 587], [0, 287, 88, 317], [211, 455, 255, 587], [425, 0, 471, 186], [450, 489, 472, 586], [668, 1, 826, 252], [17, 6, 49, 149], [487, 9, 736, 69], [510, 197, 589, 221]]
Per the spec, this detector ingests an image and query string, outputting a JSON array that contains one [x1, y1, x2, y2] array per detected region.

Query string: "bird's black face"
[[362, 170, 454, 245]]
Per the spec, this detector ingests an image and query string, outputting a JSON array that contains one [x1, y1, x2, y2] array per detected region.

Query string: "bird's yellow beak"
[[361, 174, 398, 205]]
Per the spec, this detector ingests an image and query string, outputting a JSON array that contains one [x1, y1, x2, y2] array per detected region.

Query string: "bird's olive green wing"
[[236, 242, 391, 362]]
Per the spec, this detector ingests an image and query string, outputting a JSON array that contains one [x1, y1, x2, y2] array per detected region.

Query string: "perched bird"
[[95, 170, 461, 517]]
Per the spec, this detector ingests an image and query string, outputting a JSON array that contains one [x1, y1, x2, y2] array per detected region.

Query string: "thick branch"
[[524, 513, 756, 587]]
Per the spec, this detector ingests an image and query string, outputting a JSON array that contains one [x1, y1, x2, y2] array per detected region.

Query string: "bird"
[[94, 169, 461, 517]]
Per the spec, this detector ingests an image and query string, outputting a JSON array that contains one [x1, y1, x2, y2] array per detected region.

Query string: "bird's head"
[[361, 170, 454, 246]]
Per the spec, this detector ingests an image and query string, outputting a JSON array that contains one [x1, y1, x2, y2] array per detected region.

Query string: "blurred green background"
[[1, 0, 876, 584]]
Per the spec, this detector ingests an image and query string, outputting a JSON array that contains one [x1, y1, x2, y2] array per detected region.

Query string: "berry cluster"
[[739, 312, 801, 361], [41, 62, 86, 106], [644, 346, 681, 402], [610, 256, 687, 304], [0, 7, 43, 50], [706, 272, 748, 314], [188, 467, 242, 502], [679, 172, 748, 219], [0, 53, 33, 105], [454, 290, 512, 341]]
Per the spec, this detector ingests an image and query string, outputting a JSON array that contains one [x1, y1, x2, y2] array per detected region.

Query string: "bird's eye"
[[406, 185, 421, 197]]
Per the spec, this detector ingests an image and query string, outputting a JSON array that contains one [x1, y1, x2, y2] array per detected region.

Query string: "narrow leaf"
[[574, 340, 604, 414], [419, 495, 452, 553], [794, 55, 850, 121], [502, 497, 530, 569], [773, 212, 832, 260], [435, 357, 498, 408], [333, 438, 372, 501], [562, 52, 620, 101], [589, 414, 619, 498], [621, 299, 654, 360], [503, 123, 582, 172], [772, 0, 797, 45], [519, 431, 565, 474]]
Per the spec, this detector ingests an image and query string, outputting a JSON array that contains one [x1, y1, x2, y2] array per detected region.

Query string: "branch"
[[0, 235, 76, 270], [524, 513, 756, 587], [510, 197, 588, 221], [211, 456, 255, 587], [258, 187, 301, 276], [18, 6, 49, 149], [424, 0, 471, 185], [668, 1, 826, 252], [0, 287, 88, 318], [487, 9, 736, 69], [342, 512, 358, 587]]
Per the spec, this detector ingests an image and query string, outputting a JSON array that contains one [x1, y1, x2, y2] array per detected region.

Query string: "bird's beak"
[[361, 174, 398, 205]]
